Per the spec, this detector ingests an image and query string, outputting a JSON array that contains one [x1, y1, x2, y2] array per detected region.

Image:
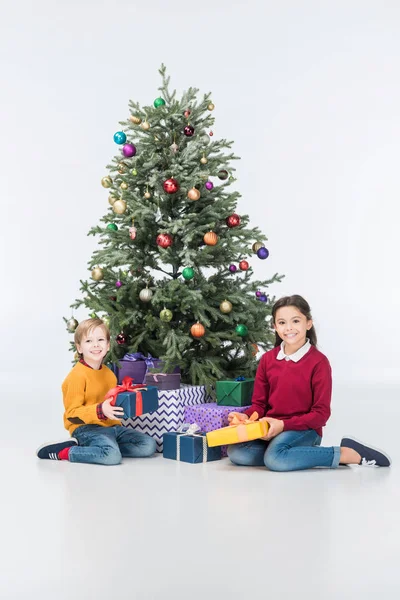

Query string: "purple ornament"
[[257, 247, 269, 260], [255, 290, 262, 298], [184, 125, 195, 137], [259, 294, 268, 303], [122, 143, 137, 158], [229, 264, 237, 273], [115, 280, 122, 288], [205, 181, 214, 191]]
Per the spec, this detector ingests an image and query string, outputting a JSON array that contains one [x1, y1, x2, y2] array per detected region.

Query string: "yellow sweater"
[[62, 362, 120, 435]]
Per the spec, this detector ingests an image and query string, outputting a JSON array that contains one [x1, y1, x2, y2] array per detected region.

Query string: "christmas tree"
[[67, 65, 283, 386]]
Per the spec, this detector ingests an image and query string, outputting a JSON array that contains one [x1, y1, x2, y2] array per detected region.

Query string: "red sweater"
[[244, 345, 332, 437]]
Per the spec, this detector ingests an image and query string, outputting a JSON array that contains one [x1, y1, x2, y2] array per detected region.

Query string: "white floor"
[[2, 382, 400, 600]]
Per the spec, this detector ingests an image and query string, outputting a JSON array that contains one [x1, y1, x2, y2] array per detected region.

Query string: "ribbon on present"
[[105, 376, 148, 416], [235, 376, 246, 381], [146, 373, 168, 383], [229, 411, 268, 442], [176, 423, 207, 463], [122, 352, 159, 375]]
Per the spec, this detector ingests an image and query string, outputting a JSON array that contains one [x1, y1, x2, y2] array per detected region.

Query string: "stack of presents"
[[108, 353, 268, 464]]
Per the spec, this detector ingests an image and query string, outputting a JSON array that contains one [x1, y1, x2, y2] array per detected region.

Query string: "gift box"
[[105, 377, 159, 419], [144, 372, 181, 391], [110, 353, 180, 384], [184, 403, 248, 456], [163, 425, 221, 463], [206, 420, 269, 447], [216, 377, 255, 407], [122, 385, 209, 452]]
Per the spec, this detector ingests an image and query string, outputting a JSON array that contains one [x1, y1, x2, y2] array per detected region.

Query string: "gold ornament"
[[112, 199, 127, 214], [66, 317, 79, 333], [129, 115, 142, 125], [120, 181, 128, 190], [117, 163, 127, 174], [141, 121, 150, 131], [139, 287, 153, 302], [74, 351, 80, 361], [144, 191, 152, 199], [208, 102, 215, 111], [200, 156, 208, 164], [101, 176, 112, 188], [91, 266, 104, 281], [252, 241, 265, 253], [188, 187, 201, 201], [220, 300, 233, 314], [108, 195, 117, 206]]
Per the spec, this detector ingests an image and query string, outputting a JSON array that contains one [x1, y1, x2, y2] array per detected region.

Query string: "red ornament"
[[184, 125, 195, 137], [239, 260, 250, 271], [156, 233, 173, 248], [209, 131, 214, 136], [226, 213, 241, 228], [116, 333, 127, 345], [184, 109, 191, 118], [163, 178, 180, 194]]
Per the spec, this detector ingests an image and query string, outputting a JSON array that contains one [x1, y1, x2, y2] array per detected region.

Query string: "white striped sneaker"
[[36, 439, 78, 460]]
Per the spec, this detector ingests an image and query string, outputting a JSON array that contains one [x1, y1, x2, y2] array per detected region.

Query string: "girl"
[[228, 295, 391, 471]]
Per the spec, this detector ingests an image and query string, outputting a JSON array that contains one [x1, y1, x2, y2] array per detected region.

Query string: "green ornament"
[[182, 267, 195, 280], [102, 315, 110, 327], [160, 308, 173, 322], [235, 324, 248, 337], [131, 169, 138, 176], [154, 97, 166, 108], [90, 313, 97, 319], [107, 223, 118, 231]]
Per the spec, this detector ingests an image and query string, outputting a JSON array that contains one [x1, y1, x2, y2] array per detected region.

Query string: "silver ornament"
[[139, 288, 153, 302], [170, 142, 179, 153]]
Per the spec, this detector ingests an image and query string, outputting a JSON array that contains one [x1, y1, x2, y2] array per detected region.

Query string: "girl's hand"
[[260, 417, 284, 440], [228, 412, 248, 425], [102, 398, 124, 420]]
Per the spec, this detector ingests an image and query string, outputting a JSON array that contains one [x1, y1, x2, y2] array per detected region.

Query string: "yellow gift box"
[[206, 420, 269, 447]]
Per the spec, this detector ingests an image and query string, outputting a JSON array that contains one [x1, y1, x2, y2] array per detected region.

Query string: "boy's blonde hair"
[[74, 318, 110, 348]]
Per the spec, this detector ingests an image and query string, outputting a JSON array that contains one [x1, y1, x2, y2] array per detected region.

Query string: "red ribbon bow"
[[105, 376, 147, 416]]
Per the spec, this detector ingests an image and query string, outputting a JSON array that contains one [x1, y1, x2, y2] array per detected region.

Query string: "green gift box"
[[216, 378, 255, 407]]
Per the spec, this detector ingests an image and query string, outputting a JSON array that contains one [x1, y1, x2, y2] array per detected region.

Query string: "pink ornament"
[[205, 181, 214, 190], [255, 290, 262, 298], [129, 227, 137, 240], [122, 143, 136, 158], [115, 280, 122, 288]]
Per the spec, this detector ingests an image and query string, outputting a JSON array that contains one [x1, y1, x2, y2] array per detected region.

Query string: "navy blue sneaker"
[[341, 437, 391, 467], [36, 438, 78, 460]]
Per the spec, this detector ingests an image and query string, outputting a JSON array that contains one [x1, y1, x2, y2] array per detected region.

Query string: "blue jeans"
[[227, 430, 341, 471], [70, 425, 156, 466]]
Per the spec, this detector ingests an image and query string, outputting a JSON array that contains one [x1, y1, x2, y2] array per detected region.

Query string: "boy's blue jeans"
[[227, 430, 341, 471], [69, 425, 156, 466]]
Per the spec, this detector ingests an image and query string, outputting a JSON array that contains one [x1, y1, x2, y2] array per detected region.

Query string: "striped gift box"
[[122, 384, 209, 452]]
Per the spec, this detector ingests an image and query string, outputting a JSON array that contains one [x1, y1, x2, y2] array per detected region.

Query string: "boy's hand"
[[259, 417, 284, 440], [102, 398, 124, 420]]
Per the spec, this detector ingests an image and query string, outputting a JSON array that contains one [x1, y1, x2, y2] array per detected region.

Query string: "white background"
[[1, 0, 399, 435]]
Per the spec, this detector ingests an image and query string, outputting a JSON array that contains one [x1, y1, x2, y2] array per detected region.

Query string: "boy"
[[37, 318, 156, 465]]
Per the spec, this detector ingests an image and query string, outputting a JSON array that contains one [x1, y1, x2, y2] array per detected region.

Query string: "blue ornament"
[[114, 131, 127, 145], [259, 294, 268, 303], [235, 376, 246, 381], [257, 247, 269, 260]]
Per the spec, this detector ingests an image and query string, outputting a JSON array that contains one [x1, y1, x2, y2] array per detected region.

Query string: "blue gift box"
[[114, 386, 159, 419], [163, 429, 222, 464]]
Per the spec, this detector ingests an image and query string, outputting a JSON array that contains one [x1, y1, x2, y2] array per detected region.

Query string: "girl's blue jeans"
[[227, 430, 341, 471], [70, 425, 156, 466]]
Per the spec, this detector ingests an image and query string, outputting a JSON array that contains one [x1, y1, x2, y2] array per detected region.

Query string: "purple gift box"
[[144, 372, 181, 390], [184, 403, 249, 457], [111, 353, 180, 384]]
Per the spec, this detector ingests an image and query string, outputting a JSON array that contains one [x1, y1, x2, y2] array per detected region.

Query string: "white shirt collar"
[[276, 339, 311, 362]]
